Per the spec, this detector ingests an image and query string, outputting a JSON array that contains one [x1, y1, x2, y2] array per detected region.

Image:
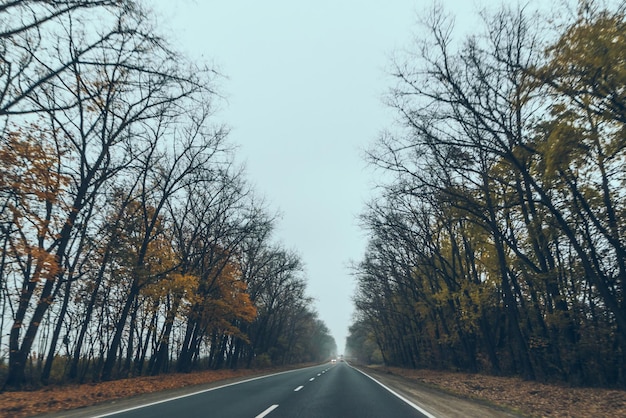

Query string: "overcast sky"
[[154, 0, 477, 353]]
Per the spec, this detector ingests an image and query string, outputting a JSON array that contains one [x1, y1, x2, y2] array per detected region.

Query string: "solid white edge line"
[[90, 365, 321, 418], [294, 385, 304, 392], [255, 404, 279, 418], [350, 365, 439, 418]]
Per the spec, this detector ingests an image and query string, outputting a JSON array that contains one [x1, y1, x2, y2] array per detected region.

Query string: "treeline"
[[0, 1, 335, 390], [348, 2, 626, 387]]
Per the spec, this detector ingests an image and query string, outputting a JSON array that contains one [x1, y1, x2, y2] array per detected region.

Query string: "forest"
[[0, 1, 335, 390], [347, 1, 626, 387]]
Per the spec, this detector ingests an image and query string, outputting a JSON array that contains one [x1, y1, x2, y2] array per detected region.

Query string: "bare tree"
[[0, 1, 133, 117], [1, 1, 218, 388], [99, 102, 229, 380], [355, 1, 626, 385]]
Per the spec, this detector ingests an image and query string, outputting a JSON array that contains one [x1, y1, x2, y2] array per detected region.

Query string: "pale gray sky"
[[154, 1, 477, 353]]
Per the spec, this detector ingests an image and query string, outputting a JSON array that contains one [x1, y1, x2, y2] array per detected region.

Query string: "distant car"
[[331, 358, 337, 363]]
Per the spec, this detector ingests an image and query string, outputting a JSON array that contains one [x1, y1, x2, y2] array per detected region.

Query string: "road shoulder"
[[354, 365, 526, 418]]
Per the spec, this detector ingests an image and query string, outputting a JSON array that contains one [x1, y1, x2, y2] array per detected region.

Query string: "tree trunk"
[[101, 284, 138, 381], [41, 277, 72, 384]]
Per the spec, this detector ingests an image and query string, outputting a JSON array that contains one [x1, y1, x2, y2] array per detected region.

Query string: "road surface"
[[80, 362, 433, 418]]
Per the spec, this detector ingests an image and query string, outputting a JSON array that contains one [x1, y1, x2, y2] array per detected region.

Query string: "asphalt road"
[[84, 362, 434, 418]]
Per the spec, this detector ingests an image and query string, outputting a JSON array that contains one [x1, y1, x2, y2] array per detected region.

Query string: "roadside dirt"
[[360, 366, 523, 417], [1, 364, 625, 417], [364, 366, 626, 418]]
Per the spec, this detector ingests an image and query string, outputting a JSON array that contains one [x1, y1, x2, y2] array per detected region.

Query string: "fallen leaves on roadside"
[[0, 368, 282, 418], [381, 367, 626, 418]]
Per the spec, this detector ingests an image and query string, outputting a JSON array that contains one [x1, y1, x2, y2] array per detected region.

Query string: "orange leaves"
[[0, 123, 67, 206], [29, 247, 61, 282], [0, 121, 68, 283], [213, 261, 257, 324], [141, 273, 198, 309], [107, 199, 180, 289], [198, 260, 257, 327], [177, 257, 258, 343], [141, 257, 257, 340], [0, 122, 68, 241]]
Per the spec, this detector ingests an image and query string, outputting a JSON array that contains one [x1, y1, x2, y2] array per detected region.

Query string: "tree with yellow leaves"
[[1, 0, 221, 388], [0, 121, 68, 388], [354, 0, 626, 386], [177, 248, 257, 373]]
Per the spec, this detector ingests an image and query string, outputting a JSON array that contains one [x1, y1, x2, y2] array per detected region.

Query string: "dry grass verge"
[[379, 367, 626, 418]]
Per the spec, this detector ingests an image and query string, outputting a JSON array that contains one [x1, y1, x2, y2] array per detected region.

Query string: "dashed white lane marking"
[[309, 377, 315, 381], [91, 365, 319, 417], [317, 373, 321, 376], [255, 404, 279, 418], [294, 385, 304, 392]]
